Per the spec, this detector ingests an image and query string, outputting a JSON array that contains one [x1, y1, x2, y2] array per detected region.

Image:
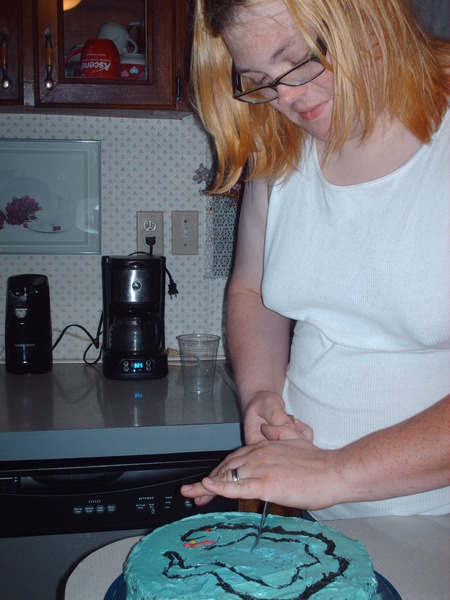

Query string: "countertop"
[[64, 514, 450, 600], [0, 362, 243, 462]]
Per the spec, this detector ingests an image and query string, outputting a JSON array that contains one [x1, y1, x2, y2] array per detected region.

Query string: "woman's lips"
[[299, 100, 329, 121]]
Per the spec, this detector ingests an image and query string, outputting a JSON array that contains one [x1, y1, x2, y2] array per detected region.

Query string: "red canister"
[[120, 53, 146, 79]]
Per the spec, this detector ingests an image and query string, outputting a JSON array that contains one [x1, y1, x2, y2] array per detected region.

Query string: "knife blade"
[[250, 501, 272, 551]]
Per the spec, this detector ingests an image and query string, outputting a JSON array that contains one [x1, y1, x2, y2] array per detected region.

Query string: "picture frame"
[[0, 139, 101, 254]]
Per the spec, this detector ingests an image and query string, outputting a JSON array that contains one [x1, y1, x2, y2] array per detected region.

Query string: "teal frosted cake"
[[124, 511, 379, 599]]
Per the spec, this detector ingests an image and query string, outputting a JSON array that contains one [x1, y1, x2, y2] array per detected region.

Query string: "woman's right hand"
[[243, 391, 313, 444]]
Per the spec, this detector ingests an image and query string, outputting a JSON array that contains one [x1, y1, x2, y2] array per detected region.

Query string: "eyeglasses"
[[232, 40, 327, 104]]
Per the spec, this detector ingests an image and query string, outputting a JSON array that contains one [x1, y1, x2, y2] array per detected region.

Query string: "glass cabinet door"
[[34, 0, 190, 110], [63, 0, 146, 80], [0, 0, 22, 105]]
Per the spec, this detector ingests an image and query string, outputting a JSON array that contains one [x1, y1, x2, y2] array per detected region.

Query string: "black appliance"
[[5, 274, 52, 374], [102, 255, 168, 380]]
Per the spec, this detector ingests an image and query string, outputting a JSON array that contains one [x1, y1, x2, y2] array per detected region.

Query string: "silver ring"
[[231, 468, 240, 482]]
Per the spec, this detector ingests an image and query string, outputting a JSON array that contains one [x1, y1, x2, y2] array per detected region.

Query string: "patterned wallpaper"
[[0, 112, 236, 361]]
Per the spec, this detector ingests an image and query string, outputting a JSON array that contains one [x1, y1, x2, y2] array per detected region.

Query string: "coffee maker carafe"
[[101, 255, 168, 379]]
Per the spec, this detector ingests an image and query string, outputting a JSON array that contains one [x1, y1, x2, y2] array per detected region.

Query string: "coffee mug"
[[128, 20, 146, 54], [97, 22, 138, 55], [65, 39, 120, 78], [120, 53, 146, 79]]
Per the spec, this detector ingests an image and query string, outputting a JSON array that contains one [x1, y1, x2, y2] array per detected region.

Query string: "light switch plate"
[[172, 211, 199, 255]]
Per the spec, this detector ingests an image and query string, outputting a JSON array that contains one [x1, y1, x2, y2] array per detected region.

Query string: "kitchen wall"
[[0, 112, 234, 362]]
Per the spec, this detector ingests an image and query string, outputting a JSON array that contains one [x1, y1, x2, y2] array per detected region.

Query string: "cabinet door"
[[0, 0, 23, 105], [34, 0, 191, 110]]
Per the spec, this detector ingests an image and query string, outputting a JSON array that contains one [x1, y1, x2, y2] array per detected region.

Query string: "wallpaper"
[[0, 112, 236, 361]]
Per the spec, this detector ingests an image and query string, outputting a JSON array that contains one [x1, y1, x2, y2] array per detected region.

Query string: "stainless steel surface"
[[251, 500, 272, 551], [0, 362, 243, 461]]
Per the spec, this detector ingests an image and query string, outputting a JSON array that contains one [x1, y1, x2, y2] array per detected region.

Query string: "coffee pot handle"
[[128, 21, 144, 54], [144, 315, 162, 349]]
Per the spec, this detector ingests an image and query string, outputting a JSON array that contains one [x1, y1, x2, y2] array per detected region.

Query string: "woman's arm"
[[182, 395, 450, 509], [226, 178, 295, 444]]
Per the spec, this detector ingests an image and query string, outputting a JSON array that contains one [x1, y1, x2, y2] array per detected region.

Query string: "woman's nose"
[[275, 83, 307, 106]]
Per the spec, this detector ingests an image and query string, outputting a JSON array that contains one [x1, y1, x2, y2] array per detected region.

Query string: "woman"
[[181, 0, 450, 519]]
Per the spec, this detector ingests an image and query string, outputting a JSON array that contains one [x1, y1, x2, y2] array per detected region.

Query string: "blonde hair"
[[191, 0, 450, 193]]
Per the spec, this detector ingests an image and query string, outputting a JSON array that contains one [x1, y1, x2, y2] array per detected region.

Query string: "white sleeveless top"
[[262, 111, 450, 519]]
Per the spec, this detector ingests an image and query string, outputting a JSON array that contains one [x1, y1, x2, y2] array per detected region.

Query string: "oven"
[[0, 363, 242, 599]]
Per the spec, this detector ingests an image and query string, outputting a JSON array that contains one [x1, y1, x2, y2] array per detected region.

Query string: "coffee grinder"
[[101, 255, 168, 379]]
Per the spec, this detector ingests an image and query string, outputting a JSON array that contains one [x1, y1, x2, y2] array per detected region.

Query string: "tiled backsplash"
[[0, 112, 235, 361]]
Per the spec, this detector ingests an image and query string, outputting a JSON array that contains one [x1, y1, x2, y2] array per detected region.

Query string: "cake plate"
[[105, 571, 401, 600]]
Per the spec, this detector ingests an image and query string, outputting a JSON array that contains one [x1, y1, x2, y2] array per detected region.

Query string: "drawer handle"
[[1, 25, 10, 89], [44, 27, 54, 89], [176, 70, 182, 102]]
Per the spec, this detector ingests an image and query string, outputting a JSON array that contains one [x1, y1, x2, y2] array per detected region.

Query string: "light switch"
[[172, 211, 199, 255]]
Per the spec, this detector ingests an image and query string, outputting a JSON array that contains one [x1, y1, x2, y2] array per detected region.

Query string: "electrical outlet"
[[172, 211, 199, 255], [136, 211, 164, 255]]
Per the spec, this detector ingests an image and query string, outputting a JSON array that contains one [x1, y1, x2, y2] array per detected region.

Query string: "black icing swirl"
[[161, 521, 351, 600]]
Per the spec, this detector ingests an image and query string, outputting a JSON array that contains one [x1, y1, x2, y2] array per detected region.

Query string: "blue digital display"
[[131, 361, 144, 372]]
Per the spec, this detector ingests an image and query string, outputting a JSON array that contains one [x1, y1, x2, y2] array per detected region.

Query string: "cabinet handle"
[[176, 70, 182, 102], [1, 26, 10, 90], [44, 28, 54, 90]]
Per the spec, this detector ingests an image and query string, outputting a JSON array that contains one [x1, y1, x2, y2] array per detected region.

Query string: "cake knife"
[[250, 501, 272, 552]]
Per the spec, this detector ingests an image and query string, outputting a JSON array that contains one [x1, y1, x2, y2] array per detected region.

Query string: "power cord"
[[166, 269, 179, 298], [52, 313, 103, 365]]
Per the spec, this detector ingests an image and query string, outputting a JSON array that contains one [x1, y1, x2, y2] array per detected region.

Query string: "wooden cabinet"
[[0, 1, 23, 105], [0, 0, 192, 112]]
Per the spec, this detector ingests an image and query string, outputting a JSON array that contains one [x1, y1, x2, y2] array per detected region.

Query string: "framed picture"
[[0, 139, 101, 254]]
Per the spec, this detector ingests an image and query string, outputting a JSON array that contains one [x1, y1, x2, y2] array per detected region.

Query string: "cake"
[[124, 511, 379, 599]]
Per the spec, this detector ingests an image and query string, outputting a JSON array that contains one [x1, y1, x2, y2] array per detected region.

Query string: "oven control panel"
[[0, 460, 237, 537]]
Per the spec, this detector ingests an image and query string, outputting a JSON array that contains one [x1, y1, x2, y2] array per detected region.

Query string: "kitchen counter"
[[65, 514, 450, 599], [0, 362, 243, 600], [0, 362, 242, 463]]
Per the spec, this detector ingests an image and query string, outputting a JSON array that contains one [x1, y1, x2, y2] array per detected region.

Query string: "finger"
[[268, 409, 294, 427], [261, 423, 303, 441], [293, 419, 314, 442], [193, 494, 216, 506], [180, 481, 216, 500], [201, 475, 260, 499], [208, 445, 259, 480], [181, 460, 248, 501], [245, 422, 266, 445]]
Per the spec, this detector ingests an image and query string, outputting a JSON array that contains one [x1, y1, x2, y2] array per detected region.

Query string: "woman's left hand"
[[181, 422, 342, 510]]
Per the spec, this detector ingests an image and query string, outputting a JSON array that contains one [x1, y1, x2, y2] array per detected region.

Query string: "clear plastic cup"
[[177, 333, 220, 394]]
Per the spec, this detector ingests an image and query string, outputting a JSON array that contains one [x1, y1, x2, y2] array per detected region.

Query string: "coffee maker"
[[101, 255, 168, 379], [5, 274, 53, 374]]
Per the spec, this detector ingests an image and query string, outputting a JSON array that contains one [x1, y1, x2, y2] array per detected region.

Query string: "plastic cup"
[[177, 333, 220, 394]]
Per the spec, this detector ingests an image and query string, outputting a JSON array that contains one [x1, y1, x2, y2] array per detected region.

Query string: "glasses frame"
[[232, 39, 327, 104]]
